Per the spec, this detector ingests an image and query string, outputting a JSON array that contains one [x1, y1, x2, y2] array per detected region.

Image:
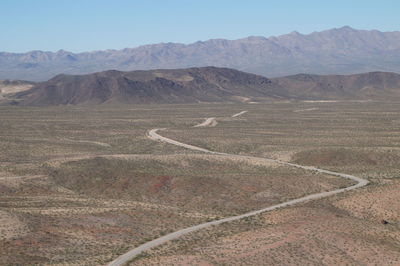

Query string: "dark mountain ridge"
[[272, 71, 400, 100], [15, 67, 287, 105], [13, 67, 400, 106]]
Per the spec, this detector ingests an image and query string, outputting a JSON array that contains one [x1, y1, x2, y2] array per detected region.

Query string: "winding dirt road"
[[0, 175, 45, 181], [107, 113, 369, 266], [293, 108, 319, 113], [231, 110, 248, 117], [60, 138, 111, 147], [193, 117, 217, 127]]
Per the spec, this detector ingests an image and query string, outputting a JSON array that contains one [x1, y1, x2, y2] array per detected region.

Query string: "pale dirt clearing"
[[0, 82, 33, 96]]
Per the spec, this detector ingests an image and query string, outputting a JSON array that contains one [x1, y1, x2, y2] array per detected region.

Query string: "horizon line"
[[1, 25, 398, 54]]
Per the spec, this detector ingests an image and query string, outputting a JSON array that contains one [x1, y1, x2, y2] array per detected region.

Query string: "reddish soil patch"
[[151, 175, 173, 193]]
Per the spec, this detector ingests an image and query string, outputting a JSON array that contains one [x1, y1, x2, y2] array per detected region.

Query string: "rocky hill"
[[271, 71, 400, 100], [13, 67, 400, 105], [15, 67, 288, 105]]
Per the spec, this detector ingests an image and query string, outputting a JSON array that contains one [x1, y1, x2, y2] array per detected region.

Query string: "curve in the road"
[[107, 113, 369, 266], [193, 117, 217, 127]]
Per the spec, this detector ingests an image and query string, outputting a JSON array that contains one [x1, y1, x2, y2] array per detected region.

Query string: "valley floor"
[[0, 101, 399, 265]]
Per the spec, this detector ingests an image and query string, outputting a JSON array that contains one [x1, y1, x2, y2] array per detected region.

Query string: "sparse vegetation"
[[1, 101, 399, 265]]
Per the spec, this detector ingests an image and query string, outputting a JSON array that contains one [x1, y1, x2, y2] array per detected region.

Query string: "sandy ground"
[[0, 210, 29, 240], [334, 181, 400, 223], [139, 203, 400, 265]]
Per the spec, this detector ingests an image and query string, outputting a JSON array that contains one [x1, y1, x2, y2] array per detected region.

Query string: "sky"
[[1, 0, 399, 53]]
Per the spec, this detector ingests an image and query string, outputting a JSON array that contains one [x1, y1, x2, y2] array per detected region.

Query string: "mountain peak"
[[289, 31, 302, 36], [338, 25, 355, 30], [2, 27, 400, 81]]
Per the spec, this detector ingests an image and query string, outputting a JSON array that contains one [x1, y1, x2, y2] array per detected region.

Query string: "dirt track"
[[107, 112, 369, 266], [193, 117, 217, 127], [231, 110, 248, 117]]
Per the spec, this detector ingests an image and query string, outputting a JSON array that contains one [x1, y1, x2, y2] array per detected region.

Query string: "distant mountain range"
[[9, 67, 400, 105], [2, 26, 400, 81]]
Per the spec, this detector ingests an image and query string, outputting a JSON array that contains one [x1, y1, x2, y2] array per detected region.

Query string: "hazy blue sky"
[[1, 0, 399, 53]]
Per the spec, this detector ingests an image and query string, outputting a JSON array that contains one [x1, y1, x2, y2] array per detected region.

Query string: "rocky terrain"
[[1, 101, 399, 265], [271, 71, 400, 100], [10, 67, 400, 105], [14, 67, 285, 105]]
